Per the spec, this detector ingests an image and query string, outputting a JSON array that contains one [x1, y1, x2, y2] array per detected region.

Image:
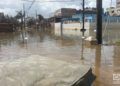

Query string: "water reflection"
[[103, 29, 120, 44], [81, 39, 85, 60], [94, 45, 102, 86], [55, 37, 77, 47], [93, 45, 117, 86], [113, 46, 120, 73], [0, 31, 82, 61]]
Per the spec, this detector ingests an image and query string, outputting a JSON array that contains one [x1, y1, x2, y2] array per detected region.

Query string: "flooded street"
[[0, 0, 120, 85], [0, 30, 120, 86]]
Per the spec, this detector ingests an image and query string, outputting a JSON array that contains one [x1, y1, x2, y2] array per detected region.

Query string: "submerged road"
[[0, 55, 90, 86], [0, 31, 120, 86]]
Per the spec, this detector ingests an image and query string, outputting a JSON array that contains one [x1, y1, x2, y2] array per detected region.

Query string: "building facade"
[[72, 8, 97, 22], [72, 13, 96, 22], [106, 7, 117, 16], [54, 8, 77, 18], [72, 14, 120, 23]]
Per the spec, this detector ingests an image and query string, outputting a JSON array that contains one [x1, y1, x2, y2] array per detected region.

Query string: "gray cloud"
[[0, 0, 116, 17]]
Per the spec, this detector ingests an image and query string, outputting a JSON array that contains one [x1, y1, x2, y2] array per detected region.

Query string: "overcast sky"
[[0, 0, 116, 18]]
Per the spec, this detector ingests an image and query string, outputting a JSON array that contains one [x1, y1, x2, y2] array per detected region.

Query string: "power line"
[[23, 0, 36, 16], [27, 0, 36, 10]]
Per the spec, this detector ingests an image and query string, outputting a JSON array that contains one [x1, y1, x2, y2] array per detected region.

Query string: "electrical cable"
[[27, 0, 36, 11], [22, 0, 36, 18]]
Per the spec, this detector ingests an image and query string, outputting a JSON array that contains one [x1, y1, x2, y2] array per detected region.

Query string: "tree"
[[15, 11, 24, 29], [38, 14, 44, 22], [15, 11, 23, 19], [26, 17, 35, 27]]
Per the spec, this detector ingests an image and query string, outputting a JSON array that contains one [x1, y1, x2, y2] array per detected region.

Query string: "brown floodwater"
[[0, 30, 120, 86]]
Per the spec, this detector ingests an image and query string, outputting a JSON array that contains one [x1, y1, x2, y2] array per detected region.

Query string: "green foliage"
[[115, 41, 120, 46]]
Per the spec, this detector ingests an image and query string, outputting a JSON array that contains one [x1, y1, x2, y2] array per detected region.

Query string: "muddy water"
[[0, 30, 120, 86]]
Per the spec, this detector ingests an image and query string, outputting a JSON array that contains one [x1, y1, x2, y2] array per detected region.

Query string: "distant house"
[[0, 23, 14, 32], [0, 12, 15, 32], [54, 8, 77, 18]]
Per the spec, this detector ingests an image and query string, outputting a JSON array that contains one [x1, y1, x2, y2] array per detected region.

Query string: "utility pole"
[[82, 0, 85, 36], [97, 0, 102, 44], [23, 4, 26, 30], [36, 10, 37, 21], [21, 8, 24, 42], [22, 3, 27, 40], [81, 0, 86, 37], [35, 10, 38, 29], [21, 10, 23, 31]]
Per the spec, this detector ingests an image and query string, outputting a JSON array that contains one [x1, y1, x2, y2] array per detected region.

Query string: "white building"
[[116, 0, 120, 8], [106, 0, 120, 16], [116, 0, 120, 15]]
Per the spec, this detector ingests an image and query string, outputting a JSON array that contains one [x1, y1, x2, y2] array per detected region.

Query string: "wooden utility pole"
[[97, 0, 102, 44]]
